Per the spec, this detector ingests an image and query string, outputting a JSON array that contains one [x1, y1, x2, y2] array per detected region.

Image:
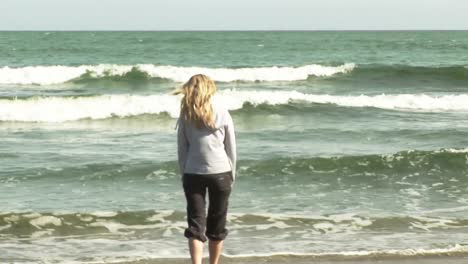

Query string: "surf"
[[1, 90, 468, 122], [0, 63, 355, 85]]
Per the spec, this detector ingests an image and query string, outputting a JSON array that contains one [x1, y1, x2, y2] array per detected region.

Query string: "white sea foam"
[[1, 90, 468, 122], [442, 148, 468, 153], [5, 243, 468, 264], [0, 63, 355, 85], [410, 216, 459, 231], [89, 211, 118, 217], [29, 215, 62, 228], [88, 219, 185, 234], [0, 65, 137, 85], [4, 215, 21, 223], [0, 94, 179, 122], [2, 211, 468, 263], [0, 224, 11, 231], [146, 210, 175, 222], [423, 206, 468, 214], [30, 230, 54, 238], [223, 244, 468, 258]]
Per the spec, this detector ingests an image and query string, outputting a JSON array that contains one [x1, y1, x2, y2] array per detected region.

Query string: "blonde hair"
[[174, 74, 217, 129]]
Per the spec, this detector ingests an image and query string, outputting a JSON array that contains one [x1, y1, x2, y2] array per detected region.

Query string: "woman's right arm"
[[224, 112, 237, 181]]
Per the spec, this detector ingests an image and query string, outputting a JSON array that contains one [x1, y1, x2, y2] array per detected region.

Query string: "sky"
[[1, 0, 468, 30]]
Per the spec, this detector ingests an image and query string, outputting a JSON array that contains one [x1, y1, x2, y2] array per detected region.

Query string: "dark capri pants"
[[182, 171, 233, 242]]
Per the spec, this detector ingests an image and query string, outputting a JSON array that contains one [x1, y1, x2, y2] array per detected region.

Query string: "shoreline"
[[105, 254, 468, 264]]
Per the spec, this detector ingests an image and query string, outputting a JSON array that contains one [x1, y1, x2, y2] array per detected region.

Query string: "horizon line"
[[1, 29, 468, 32]]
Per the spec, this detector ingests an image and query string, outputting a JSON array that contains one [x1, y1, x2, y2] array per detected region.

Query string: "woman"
[[175, 74, 236, 264]]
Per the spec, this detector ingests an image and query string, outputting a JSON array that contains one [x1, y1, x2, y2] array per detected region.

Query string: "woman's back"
[[178, 103, 235, 177]]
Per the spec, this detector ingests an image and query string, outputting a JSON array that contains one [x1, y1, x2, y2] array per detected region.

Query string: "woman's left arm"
[[177, 119, 189, 176]]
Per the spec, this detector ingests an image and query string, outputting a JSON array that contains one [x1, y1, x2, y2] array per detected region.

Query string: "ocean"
[[0, 31, 467, 263]]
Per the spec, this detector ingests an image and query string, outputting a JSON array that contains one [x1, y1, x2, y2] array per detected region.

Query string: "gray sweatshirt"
[[177, 103, 237, 180]]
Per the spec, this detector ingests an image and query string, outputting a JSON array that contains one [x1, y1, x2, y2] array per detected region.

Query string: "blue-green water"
[[1, 31, 468, 263]]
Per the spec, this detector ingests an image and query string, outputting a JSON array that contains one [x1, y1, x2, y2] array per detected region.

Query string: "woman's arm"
[[224, 112, 237, 181], [177, 119, 189, 176]]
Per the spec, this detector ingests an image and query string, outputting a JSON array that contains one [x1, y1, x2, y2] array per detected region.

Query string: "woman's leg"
[[189, 238, 204, 264], [183, 174, 208, 264], [206, 172, 232, 264], [208, 240, 223, 264]]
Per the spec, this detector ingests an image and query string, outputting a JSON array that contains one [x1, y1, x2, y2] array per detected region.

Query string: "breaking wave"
[[0, 63, 355, 85], [1, 90, 468, 122]]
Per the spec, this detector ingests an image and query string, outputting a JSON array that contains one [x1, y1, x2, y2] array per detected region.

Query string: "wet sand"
[[107, 255, 468, 264]]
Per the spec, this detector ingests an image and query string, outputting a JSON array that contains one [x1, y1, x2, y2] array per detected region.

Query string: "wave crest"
[[1, 91, 468, 122], [0, 63, 354, 85]]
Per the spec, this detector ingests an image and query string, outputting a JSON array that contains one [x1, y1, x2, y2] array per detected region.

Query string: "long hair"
[[174, 74, 217, 129]]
